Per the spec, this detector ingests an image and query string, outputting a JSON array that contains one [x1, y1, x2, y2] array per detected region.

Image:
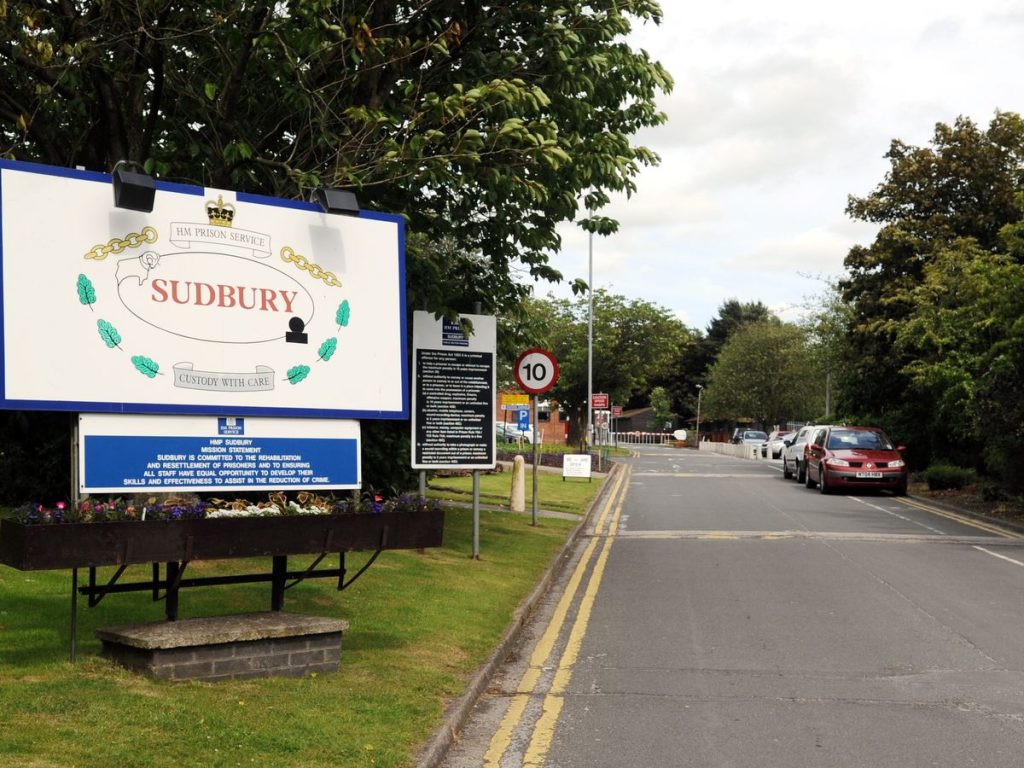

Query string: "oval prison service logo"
[[116, 251, 314, 344]]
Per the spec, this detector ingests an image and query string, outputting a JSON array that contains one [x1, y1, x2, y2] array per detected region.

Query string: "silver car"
[[782, 425, 822, 483]]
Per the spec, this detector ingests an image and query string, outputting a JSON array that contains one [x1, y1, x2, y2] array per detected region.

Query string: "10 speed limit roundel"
[[514, 348, 559, 394]]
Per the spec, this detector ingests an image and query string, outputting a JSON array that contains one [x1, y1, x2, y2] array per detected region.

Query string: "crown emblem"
[[206, 195, 235, 227]]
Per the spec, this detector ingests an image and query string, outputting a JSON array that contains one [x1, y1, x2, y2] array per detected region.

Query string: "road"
[[439, 445, 1024, 768]]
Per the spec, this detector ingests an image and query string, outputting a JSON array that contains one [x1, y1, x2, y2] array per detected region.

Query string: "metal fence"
[[611, 431, 676, 445]]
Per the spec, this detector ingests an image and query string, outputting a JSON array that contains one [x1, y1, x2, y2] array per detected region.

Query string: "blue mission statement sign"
[[78, 414, 361, 493]]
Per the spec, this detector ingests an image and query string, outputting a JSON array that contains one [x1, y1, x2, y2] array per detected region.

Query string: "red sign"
[[591, 392, 609, 409], [514, 348, 559, 395], [611, 405, 623, 417]]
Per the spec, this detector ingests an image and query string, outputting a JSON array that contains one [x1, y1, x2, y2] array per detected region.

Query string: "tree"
[[703, 299, 775, 359], [838, 113, 1024, 466], [525, 291, 693, 443], [797, 280, 855, 420], [2, 1, 670, 318], [657, 299, 773, 425], [0, 1, 672, 495], [649, 386, 673, 430], [897, 232, 1024, 485], [702, 322, 822, 429]]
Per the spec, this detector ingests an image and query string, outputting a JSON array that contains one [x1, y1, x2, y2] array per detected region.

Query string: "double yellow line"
[[896, 497, 1023, 539], [483, 465, 631, 767]]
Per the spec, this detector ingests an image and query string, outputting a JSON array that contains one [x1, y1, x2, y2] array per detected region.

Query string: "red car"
[[803, 426, 908, 495]]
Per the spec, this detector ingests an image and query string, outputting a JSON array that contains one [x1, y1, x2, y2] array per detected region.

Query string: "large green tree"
[[0, 1, 671, 496], [838, 112, 1024, 466], [658, 299, 774, 425], [797, 281, 855, 420], [523, 291, 693, 443], [897, 228, 1024, 485], [702, 321, 822, 430], [2, 0, 670, 316]]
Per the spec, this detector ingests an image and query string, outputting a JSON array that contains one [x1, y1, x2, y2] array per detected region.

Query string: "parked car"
[[496, 422, 535, 443], [782, 425, 819, 482], [761, 429, 793, 459], [803, 425, 908, 495], [739, 430, 768, 446]]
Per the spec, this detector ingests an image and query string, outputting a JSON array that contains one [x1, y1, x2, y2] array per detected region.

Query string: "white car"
[[782, 425, 824, 482], [739, 430, 768, 446], [496, 422, 535, 444], [761, 429, 793, 459]]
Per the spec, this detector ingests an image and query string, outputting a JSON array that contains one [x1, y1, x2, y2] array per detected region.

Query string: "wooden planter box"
[[0, 509, 444, 571]]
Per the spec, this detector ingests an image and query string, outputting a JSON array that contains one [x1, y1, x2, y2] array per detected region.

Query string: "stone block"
[[97, 612, 349, 681]]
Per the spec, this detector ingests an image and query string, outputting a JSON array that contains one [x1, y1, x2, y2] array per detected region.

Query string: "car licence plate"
[[856, 471, 884, 479]]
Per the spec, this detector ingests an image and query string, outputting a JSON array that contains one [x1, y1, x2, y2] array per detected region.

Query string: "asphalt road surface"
[[440, 445, 1024, 768]]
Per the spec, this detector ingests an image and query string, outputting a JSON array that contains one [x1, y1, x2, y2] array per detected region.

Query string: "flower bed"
[[0, 492, 445, 571], [10, 490, 432, 524]]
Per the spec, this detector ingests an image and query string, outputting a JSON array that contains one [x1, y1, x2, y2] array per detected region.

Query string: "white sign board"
[[411, 312, 496, 469], [0, 160, 407, 419], [562, 454, 592, 480], [79, 414, 360, 493]]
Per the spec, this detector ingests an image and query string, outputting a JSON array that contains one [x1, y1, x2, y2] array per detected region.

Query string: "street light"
[[586, 230, 594, 450], [695, 384, 704, 447]]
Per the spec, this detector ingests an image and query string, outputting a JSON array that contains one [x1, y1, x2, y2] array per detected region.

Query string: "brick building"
[[494, 393, 570, 445]]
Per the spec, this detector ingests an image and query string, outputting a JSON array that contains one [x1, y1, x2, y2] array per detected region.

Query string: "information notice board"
[[411, 312, 496, 469], [79, 414, 360, 493]]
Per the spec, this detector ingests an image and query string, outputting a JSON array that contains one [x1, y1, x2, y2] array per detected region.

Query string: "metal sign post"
[[69, 415, 80, 663], [513, 348, 559, 526], [410, 311, 497, 557], [531, 396, 540, 525], [472, 470, 481, 559]]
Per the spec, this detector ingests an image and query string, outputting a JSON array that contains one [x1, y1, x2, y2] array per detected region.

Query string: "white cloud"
[[727, 218, 880, 274], [544, 0, 1024, 330]]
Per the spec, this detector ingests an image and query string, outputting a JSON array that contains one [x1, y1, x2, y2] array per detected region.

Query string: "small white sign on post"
[[562, 454, 592, 481]]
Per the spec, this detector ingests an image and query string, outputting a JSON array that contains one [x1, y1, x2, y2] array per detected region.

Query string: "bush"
[[923, 463, 976, 491], [979, 482, 1011, 502]]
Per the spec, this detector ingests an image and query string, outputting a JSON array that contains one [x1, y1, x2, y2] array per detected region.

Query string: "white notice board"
[[562, 454, 592, 480]]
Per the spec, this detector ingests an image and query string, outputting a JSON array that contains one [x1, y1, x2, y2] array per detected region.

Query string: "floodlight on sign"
[[314, 188, 360, 216], [111, 161, 155, 212]]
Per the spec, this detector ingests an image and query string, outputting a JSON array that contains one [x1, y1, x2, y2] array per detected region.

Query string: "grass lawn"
[[0, 500, 594, 767], [426, 467, 604, 516]]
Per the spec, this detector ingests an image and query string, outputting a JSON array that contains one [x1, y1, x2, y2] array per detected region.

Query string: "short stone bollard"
[[97, 612, 349, 681], [510, 455, 526, 513]]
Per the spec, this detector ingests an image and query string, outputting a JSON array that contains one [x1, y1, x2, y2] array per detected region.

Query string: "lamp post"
[[695, 384, 704, 447], [586, 230, 594, 450]]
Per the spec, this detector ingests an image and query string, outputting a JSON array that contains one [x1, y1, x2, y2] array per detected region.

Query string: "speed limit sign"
[[514, 348, 559, 394]]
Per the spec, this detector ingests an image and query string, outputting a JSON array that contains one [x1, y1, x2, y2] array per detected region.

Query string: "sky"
[[544, 1, 1024, 332]]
